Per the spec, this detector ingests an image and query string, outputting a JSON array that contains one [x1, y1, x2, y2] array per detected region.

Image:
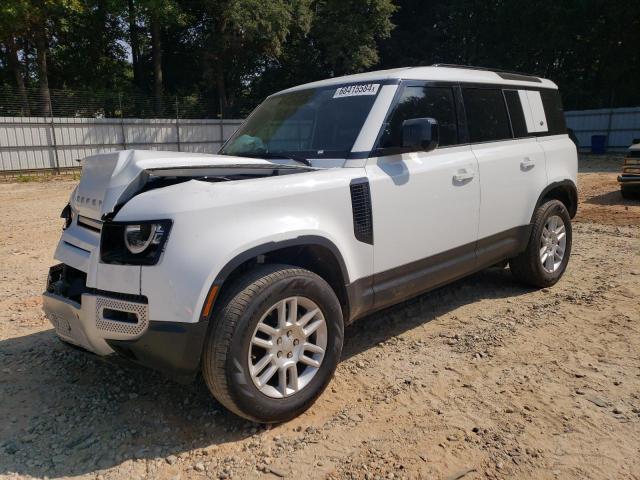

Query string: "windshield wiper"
[[243, 152, 313, 167]]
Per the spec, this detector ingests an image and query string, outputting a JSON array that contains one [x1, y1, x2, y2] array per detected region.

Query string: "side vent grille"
[[350, 179, 373, 244]]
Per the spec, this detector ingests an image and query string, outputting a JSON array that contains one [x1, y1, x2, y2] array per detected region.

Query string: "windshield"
[[219, 83, 381, 159]]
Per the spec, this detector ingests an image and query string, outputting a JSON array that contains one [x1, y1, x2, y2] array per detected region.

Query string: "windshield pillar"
[[345, 84, 400, 167]]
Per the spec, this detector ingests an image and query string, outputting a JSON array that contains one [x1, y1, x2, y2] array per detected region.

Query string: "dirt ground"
[[0, 156, 639, 480]]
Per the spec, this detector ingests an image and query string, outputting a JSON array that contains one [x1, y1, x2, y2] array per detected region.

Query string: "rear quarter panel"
[[538, 134, 578, 186]]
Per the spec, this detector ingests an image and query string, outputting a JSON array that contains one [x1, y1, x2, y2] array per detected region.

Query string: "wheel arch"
[[533, 180, 578, 220], [204, 236, 352, 322]]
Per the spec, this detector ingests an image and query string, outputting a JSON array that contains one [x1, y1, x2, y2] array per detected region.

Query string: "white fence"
[[3, 107, 640, 172], [0, 116, 243, 172], [565, 107, 640, 152]]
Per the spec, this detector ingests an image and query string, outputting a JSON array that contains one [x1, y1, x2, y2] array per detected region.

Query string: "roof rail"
[[431, 64, 542, 83]]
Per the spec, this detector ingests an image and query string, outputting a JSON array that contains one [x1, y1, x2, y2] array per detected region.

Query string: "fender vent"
[[350, 178, 373, 244]]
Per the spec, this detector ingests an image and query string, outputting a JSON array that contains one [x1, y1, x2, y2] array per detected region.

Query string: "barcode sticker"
[[333, 84, 380, 98]]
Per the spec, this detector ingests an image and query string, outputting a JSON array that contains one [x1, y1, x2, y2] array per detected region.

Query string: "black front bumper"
[[106, 319, 210, 384], [618, 175, 640, 185]]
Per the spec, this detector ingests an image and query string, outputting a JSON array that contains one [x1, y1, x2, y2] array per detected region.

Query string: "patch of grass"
[[2, 170, 81, 183], [15, 174, 43, 183]]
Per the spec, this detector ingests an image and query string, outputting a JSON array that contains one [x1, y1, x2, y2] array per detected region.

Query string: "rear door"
[[463, 87, 548, 264]]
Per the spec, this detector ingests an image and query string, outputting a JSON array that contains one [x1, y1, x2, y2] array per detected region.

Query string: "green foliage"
[[378, 0, 640, 109], [1, 0, 639, 115], [312, 0, 396, 75]]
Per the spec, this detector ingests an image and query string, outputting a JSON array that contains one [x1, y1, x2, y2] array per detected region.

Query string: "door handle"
[[520, 157, 535, 170], [453, 168, 475, 183]]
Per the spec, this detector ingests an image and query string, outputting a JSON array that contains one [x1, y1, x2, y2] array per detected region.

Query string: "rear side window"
[[540, 90, 567, 135], [378, 86, 458, 149], [503, 90, 529, 138], [463, 88, 512, 143]]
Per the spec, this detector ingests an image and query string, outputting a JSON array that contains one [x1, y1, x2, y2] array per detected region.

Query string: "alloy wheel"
[[248, 297, 327, 398]]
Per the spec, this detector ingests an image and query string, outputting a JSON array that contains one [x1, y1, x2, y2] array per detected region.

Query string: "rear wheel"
[[510, 200, 572, 288], [202, 264, 343, 423]]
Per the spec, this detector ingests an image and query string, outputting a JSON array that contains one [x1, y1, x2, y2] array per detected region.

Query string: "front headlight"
[[125, 224, 160, 254], [101, 220, 172, 265]]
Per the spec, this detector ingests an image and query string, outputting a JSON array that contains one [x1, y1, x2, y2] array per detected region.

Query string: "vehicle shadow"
[[0, 331, 257, 478], [584, 189, 639, 205], [342, 266, 531, 360], [0, 267, 531, 478]]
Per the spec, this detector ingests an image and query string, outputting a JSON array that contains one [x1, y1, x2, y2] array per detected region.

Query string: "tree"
[[199, 0, 294, 116], [0, 0, 30, 113], [31, 1, 84, 113], [48, 0, 130, 91], [311, 0, 396, 75], [135, 0, 182, 114], [249, 0, 395, 109], [128, 0, 142, 88]]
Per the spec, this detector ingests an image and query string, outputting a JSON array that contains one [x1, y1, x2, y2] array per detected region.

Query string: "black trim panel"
[[106, 319, 209, 383], [345, 225, 531, 322], [211, 235, 350, 289], [350, 178, 374, 244], [533, 180, 578, 219], [372, 240, 477, 311], [63, 241, 91, 254], [475, 225, 532, 268], [497, 72, 542, 83]]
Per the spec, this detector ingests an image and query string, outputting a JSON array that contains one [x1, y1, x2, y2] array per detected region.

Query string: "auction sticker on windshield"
[[333, 84, 380, 98]]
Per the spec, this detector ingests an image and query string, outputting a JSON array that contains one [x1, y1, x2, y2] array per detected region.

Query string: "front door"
[[365, 83, 480, 309]]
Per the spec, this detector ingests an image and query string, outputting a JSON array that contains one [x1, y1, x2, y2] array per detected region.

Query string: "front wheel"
[[510, 199, 572, 288], [202, 264, 344, 423]]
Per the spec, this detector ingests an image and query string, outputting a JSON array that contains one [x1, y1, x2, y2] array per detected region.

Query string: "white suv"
[[44, 65, 578, 423]]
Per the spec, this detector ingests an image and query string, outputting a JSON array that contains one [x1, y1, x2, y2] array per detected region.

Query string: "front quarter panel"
[[114, 168, 372, 324]]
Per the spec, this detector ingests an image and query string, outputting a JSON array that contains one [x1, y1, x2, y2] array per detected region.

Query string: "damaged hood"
[[71, 150, 304, 219]]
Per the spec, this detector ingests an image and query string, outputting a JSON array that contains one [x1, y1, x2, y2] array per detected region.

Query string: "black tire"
[[510, 200, 572, 288], [202, 264, 344, 423], [621, 185, 640, 200]]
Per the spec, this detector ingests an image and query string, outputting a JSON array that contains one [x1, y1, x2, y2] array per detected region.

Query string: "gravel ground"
[[0, 156, 639, 480]]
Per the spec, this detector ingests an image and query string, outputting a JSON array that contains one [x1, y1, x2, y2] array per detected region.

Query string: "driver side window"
[[378, 86, 459, 149]]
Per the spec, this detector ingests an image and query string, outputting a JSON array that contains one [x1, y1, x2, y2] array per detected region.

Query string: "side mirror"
[[401, 118, 439, 152]]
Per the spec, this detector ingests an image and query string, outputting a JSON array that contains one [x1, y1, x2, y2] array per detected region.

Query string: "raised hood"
[[71, 150, 293, 219]]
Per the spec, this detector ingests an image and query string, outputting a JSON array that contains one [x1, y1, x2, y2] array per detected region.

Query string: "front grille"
[[350, 178, 374, 245], [46, 264, 147, 304], [46, 264, 88, 303], [77, 215, 103, 233]]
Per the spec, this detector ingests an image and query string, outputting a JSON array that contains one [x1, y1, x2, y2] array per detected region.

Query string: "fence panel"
[[6, 106, 638, 172], [0, 116, 243, 172], [565, 107, 640, 152]]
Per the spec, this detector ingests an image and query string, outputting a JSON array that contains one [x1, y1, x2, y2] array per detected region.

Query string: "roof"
[[276, 65, 558, 95]]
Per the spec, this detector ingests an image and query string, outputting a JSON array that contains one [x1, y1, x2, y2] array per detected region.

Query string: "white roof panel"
[[275, 66, 558, 95]]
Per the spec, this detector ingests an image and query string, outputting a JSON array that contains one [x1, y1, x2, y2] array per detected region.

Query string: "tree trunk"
[[34, 25, 51, 116], [216, 68, 228, 118], [151, 12, 163, 115], [5, 36, 30, 115], [128, 0, 141, 88]]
